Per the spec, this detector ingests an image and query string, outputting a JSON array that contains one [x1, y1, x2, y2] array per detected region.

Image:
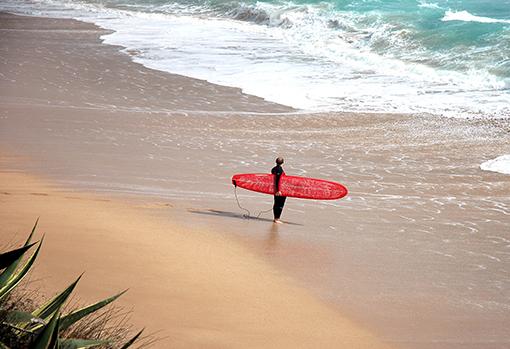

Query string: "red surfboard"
[[231, 173, 348, 200]]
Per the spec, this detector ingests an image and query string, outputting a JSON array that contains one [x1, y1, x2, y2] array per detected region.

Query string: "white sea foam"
[[480, 155, 510, 175], [2, 0, 510, 118], [442, 10, 510, 24], [106, 6, 510, 117], [418, 1, 442, 10], [96, 3, 509, 117]]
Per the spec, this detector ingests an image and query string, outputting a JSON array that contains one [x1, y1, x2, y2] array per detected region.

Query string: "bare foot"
[[273, 219, 283, 224]]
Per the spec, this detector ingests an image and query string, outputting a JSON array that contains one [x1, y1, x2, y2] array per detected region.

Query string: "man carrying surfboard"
[[271, 157, 286, 223], [232, 160, 347, 221]]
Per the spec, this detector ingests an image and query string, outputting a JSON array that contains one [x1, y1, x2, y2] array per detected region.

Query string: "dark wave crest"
[[227, 5, 292, 27]]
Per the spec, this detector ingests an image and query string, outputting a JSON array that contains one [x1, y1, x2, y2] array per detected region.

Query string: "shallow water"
[[3, 107, 510, 348]]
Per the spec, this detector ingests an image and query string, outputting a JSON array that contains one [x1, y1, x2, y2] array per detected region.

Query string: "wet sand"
[[1, 12, 510, 349]]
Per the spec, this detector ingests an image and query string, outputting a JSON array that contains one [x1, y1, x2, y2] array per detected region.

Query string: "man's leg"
[[273, 196, 287, 222]]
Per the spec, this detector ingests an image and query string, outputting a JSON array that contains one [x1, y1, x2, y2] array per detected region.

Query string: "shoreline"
[[0, 11, 292, 115], [1, 11, 510, 349], [5, 1, 508, 118]]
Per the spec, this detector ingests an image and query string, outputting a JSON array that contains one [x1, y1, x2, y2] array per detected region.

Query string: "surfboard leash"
[[255, 206, 273, 219], [233, 185, 251, 218], [233, 185, 272, 219]]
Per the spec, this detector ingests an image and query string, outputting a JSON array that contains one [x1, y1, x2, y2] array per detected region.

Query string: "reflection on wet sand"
[[265, 223, 281, 254], [188, 208, 303, 226]]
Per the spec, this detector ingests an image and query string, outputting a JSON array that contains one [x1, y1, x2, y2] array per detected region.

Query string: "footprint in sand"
[[64, 196, 111, 202], [64, 196, 82, 200], [136, 202, 173, 208]]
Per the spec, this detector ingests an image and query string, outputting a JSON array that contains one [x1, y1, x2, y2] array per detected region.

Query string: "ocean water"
[[2, 0, 510, 117]]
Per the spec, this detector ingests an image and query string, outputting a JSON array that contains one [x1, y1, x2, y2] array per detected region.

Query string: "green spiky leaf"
[[0, 310, 45, 326], [0, 321, 37, 334], [59, 338, 109, 349], [60, 289, 127, 331], [0, 219, 38, 287], [31, 275, 82, 323], [0, 242, 37, 270], [0, 240, 42, 301], [32, 310, 60, 349], [120, 328, 144, 349]]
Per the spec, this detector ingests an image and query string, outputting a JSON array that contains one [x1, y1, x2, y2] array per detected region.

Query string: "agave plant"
[[0, 220, 144, 349]]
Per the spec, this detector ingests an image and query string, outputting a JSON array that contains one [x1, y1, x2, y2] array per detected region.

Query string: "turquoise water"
[[3, 0, 510, 116], [90, 0, 510, 78]]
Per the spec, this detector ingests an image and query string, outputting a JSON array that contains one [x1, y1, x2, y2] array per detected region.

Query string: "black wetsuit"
[[271, 164, 286, 220]]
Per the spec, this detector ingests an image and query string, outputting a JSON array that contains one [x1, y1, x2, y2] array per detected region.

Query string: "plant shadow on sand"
[[188, 209, 303, 226]]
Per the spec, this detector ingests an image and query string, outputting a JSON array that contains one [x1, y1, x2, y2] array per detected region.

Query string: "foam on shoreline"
[[480, 155, 510, 175], [2, 0, 509, 118]]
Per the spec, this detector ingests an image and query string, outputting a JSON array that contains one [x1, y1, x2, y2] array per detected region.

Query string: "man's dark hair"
[[276, 157, 284, 165]]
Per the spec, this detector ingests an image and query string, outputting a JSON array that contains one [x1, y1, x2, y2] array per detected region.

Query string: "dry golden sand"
[[0, 166, 392, 348]]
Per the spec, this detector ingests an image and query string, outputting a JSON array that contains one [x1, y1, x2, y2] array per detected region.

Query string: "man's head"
[[276, 157, 284, 165]]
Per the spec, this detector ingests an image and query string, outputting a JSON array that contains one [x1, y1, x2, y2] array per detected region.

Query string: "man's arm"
[[273, 167, 283, 195]]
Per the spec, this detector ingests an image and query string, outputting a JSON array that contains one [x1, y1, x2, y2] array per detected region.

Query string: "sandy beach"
[[0, 169, 394, 348], [1, 11, 510, 349]]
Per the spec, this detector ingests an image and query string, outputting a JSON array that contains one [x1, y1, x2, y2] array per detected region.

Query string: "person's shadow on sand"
[[188, 209, 303, 226]]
